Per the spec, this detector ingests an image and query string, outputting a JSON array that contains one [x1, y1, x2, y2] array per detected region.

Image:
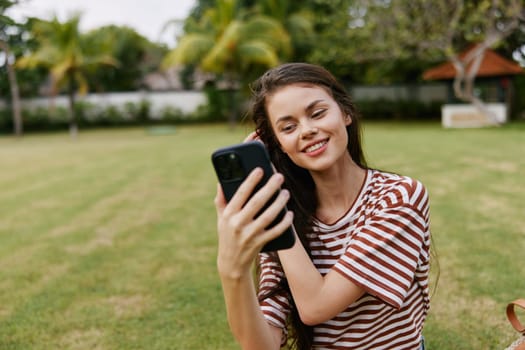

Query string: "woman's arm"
[[278, 184, 430, 326], [220, 273, 283, 349], [277, 239, 365, 326], [215, 169, 293, 349]]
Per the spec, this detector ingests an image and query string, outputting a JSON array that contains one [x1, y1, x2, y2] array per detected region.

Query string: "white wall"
[[442, 103, 507, 128], [0, 90, 206, 116], [350, 83, 448, 103], [0, 84, 449, 114]]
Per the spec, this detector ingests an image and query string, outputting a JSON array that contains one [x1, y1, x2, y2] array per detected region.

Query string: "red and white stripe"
[[259, 169, 431, 349]]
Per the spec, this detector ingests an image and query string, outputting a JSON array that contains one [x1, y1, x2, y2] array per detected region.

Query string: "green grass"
[[0, 122, 524, 349]]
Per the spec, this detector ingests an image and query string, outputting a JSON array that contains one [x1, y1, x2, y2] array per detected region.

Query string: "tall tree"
[[398, 0, 523, 123], [162, 0, 291, 126], [254, 0, 315, 62], [84, 25, 168, 92], [0, 0, 23, 136], [345, 0, 525, 124], [16, 13, 118, 136], [302, 0, 366, 81]]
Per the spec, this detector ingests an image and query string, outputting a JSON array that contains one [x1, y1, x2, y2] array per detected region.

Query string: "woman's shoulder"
[[369, 169, 425, 187], [367, 169, 428, 209]]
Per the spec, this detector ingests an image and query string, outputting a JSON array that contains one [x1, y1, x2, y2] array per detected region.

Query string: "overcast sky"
[[7, 0, 197, 47]]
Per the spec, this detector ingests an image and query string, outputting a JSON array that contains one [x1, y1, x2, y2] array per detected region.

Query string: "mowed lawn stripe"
[[0, 123, 523, 349]]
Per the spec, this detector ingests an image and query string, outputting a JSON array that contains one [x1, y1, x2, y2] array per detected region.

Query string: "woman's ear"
[[345, 114, 352, 126]]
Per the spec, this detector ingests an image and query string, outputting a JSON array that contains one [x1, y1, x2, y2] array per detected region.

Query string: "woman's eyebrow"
[[305, 99, 324, 113], [275, 99, 326, 124], [275, 115, 294, 124]]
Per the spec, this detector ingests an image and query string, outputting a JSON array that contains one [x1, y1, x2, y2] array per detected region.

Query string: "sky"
[[7, 0, 197, 47]]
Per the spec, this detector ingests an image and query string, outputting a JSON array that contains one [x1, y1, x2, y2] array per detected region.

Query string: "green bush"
[[0, 108, 10, 131], [158, 105, 184, 122], [511, 75, 525, 120], [0, 99, 192, 134], [123, 99, 151, 122], [23, 106, 70, 131], [202, 82, 230, 122], [355, 99, 442, 120]]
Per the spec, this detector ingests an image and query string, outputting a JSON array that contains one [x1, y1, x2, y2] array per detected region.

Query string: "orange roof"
[[423, 45, 523, 80]]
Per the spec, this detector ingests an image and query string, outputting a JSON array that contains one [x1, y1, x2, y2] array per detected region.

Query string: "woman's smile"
[[302, 138, 329, 155]]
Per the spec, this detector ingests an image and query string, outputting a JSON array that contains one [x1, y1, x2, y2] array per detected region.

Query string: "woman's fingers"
[[258, 189, 290, 225], [214, 183, 227, 215], [246, 187, 292, 234], [224, 168, 264, 214], [217, 166, 292, 252], [225, 169, 285, 219], [264, 210, 295, 241], [240, 173, 284, 219], [243, 130, 261, 143]]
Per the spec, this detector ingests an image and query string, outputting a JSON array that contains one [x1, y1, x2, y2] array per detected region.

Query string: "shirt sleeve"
[[257, 252, 291, 340], [333, 178, 430, 309]]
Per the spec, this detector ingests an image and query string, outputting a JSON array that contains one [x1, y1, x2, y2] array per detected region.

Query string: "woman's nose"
[[300, 125, 319, 139]]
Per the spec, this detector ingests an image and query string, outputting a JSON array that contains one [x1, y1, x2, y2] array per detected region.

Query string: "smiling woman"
[[266, 84, 353, 175], [214, 63, 433, 350]]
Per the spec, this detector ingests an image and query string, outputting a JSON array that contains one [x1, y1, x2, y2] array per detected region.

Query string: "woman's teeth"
[[305, 141, 327, 153]]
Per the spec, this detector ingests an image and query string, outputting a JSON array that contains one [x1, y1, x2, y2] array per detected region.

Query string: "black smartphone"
[[211, 141, 295, 252]]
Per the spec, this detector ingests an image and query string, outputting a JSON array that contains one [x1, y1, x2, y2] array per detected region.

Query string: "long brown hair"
[[249, 63, 367, 349]]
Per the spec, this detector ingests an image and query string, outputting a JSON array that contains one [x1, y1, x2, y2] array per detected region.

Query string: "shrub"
[[355, 99, 442, 120]]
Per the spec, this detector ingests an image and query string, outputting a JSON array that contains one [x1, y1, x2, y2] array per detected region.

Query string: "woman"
[[214, 63, 431, 349]]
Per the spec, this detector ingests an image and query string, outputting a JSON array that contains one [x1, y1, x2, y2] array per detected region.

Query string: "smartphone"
[[211, 141, 295, 252]]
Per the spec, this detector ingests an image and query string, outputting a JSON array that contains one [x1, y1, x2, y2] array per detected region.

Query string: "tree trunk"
[[227, 88, 237, 129], [67, 73, 78, 138], [450, 46, 500, 125], [0, 40, 23, 136], [442, 0, 523, 126], [224, 72, 238, 129]]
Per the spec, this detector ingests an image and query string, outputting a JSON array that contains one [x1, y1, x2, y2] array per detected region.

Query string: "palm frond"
[[241, 16, 292, 58], [237, 41, 279, 67], [50, 59, 71, 82], [286, 11, 315, 41], [162, 33, 214, 69], [75, 71, 89, 95], [201, 20, 242, 72], [15, 45, 58, 68]]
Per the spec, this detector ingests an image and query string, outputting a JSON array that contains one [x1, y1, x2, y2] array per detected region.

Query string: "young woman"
[[214, 63, 431, 349]]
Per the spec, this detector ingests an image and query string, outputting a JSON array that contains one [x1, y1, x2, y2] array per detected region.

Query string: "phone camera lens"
[[215, 152, 244, 181]]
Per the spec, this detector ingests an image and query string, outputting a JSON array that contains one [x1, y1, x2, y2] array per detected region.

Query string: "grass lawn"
[[0, 122, 524, 349]]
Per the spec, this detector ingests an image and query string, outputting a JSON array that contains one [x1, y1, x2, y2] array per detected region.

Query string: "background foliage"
[[1, 0, 524, 134]]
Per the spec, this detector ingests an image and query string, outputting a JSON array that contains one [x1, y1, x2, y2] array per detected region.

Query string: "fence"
[[0, 83, 450, 111], [349, 83, 448, 103], [0, 90, 207, 117]]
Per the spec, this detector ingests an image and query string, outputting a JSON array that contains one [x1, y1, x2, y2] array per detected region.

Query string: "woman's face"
[[266, 83, 351, 172]]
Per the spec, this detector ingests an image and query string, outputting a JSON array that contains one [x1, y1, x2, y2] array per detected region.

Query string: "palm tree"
[[255, 0, 315, 61], [17, 13, 117, 137], [162, 0, 291, 126], [0, 0, 23, 136]]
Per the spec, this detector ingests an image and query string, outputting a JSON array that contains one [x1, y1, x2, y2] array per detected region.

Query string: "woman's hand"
[[244, 130, 262, 143], [214, 168, 293, 280]]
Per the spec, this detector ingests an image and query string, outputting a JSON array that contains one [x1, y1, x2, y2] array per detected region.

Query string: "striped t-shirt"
[[258, 169, 431, 349]]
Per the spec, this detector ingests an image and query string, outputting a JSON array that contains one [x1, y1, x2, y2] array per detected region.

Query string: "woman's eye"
[[312, 109, 326, 118], [281, 124, 296, 133]]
